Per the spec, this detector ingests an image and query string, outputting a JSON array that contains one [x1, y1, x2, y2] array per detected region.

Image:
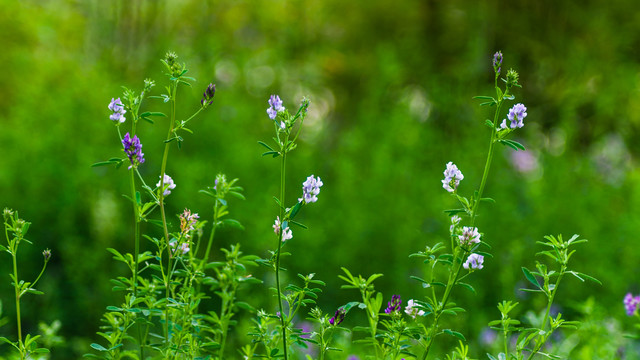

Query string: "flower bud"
[[201, 83, 216, 107], [42, 249, 52, 261], [506, 68, 520, 88]]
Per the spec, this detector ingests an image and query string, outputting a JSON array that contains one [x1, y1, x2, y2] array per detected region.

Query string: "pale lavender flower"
[[463, 253, 484, 270], [180, 209, 199, 238], [300, 175, 323, 203], [385, 295, 402, 314], [404, 299, 425, 319], [170, 240, 190, 255], [109, 97, 126, 123], [273, 216, 282, 235], [156, 174, 176, 196], [458, 226, 480, 246], [624, 293, 640, 316], [267, 95, 285, 120], [442, 162, 464, 193], [282, 226, 293, 242], [506, 103, 527, 129], [122, 133, 144, 169]]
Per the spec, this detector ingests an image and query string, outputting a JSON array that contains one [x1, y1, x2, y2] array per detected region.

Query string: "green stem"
[[203, 199, 219, 263], [422, 96, 506, 360], [12, 251, 23, 358], [160, 81, 177, 345], [275, 151, 288, 360], [524, 270, 565, 360]]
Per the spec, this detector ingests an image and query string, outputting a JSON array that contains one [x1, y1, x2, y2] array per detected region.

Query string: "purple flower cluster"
[[329, 307, 346, 326], [267, 95, 285, 120], [624, 293, 640, 316], [300, 175, 323, 204], [458, 226, 481, 246], [108, 98, 126, 123], [122, 133, 144, 169], [493, 51, 503, 74], [442, 162, 464, 193], [385, 295, 402, 314], [500, 103, 527, 130], [156, 174, 176, 196], [463, 253, 484, 270]]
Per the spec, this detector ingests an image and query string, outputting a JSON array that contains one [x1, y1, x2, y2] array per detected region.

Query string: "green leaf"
[[262, 151, 280, 158], [289, 202, 302, 219], [140, 111, 167, 118], [522, 267, 541, 289], [90, 343, 108, 352], [473, 96, 495, 100], [221, 219, 244, 230], [443, 329, 466, 341], [485, 119, 494, 128], [457, 282, 476, 294], [258, 141, 274, 151]]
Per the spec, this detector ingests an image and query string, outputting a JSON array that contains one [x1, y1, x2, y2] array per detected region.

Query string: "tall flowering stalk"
[[414, 52, 528, 359], [93, 52, 216, 357], [257, 95, 325, 359], [2, 209, 51, 359]]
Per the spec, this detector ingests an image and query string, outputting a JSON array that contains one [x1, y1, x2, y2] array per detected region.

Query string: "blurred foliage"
[[1, 0, 640, 358]]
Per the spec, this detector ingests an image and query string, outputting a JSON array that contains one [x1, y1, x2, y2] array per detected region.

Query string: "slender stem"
[[422, 94, 506, 360], [160, 81, 177, 344], [275, 151, 288, 360], [130, 170, 140, 296], [203, 200, 219, 262], [12, 251, 23, 357]]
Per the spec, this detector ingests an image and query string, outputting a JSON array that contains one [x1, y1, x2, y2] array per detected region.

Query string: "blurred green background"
[[1, 0, 640, 358]]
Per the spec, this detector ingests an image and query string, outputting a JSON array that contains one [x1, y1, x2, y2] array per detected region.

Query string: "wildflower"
[[385, 295, 402, 314], [108, 98, 126, 123], [180, 209, 199, 238], [329, 307, 346, 326], [170, 240, 190, 255], [463, 253, 484, 270], [442, 162, 464, 193], [300, 175, 323, 203], [282, 226, 293, 242], [450, 215, 461, 234], [201, 83, 216, 107], [504, 103, 527, 129], [122, 133, 144, 169], [156, 174, 176, 196], [42, 249, 52, 261], [458, 226, 481, 246], [267, 94, 285, 120], [273, 216, 282, 235], [404, 299, 425, 319], [624, 293, 640, 316], [493, 51, 503, 74]]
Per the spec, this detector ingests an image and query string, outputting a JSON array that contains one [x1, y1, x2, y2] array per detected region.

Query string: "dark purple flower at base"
[[385, 295, 402, 314], [329, 307, 346, 326], [122, 133, 145, 170], [201, 83, 216, 107]]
